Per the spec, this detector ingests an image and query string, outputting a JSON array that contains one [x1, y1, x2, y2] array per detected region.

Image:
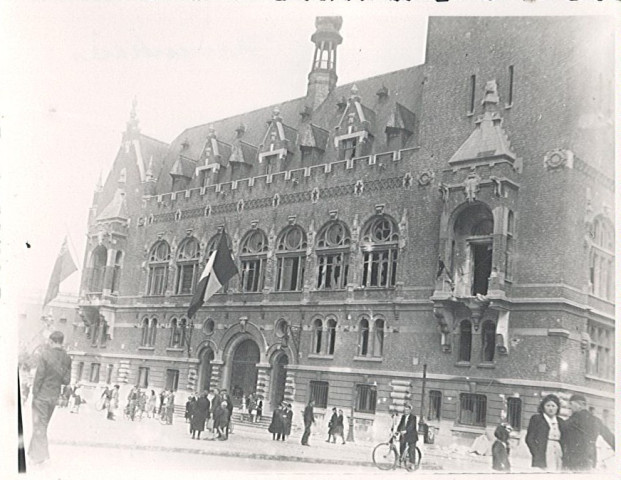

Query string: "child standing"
[[492, 424, 512, 472]]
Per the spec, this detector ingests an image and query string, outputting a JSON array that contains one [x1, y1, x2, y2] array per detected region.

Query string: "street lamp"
[[347, 390, 355, 443]]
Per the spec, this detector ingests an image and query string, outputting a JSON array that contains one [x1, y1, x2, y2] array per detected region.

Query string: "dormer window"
[[339, 137, 358, 160]]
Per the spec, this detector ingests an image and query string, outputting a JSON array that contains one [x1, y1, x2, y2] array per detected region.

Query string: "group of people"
[[58, 383, 83, 413], [267, 402, 293, 441], [492, 393, 615, 472], [325, 408, 346, 444], [242, 393, 263, 423], [185, 388, 233, 440]]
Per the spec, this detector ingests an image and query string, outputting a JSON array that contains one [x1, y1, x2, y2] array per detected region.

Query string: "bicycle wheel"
[[410, 446, 422, 469], [372, 442, 398, 470]]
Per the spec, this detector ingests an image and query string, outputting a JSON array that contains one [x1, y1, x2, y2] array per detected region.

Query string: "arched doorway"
[[270, 352, 289, 409], [230, 339, 260, 405], [198, 348, 214, 393]]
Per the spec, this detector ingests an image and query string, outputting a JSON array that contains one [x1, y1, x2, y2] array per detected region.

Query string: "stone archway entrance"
[[229, 339, 260, 404], [270, 352, 289, 409], [198, 348, 215, 393]]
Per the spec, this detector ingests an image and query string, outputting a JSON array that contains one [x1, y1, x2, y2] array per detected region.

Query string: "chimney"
[[306, 17, 343, 111]]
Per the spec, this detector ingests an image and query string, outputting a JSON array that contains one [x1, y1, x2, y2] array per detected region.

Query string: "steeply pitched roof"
[[96, 188, 128, 221], [170, 155, 197, 178]]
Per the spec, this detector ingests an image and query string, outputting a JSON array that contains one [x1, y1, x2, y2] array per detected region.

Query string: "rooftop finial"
[[482, 80, 500, 111], [208, 124, 217, 138]]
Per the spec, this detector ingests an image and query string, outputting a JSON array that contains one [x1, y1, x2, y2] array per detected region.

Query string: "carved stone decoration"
[[439, 183, 450, 203], [204, 205, 211, 217], [403, 172, 413, 188], [417, 170, 435, 186], [399, 209, 408, 249], [463, 172, 481, 203], [490, 176, 504, 197], [237, 199, 244, 213], [272, 193, 280, 207], [311, 187, 320, 204], [175, 209, 182, 222], [354, 180, 364, 196], [544, 149, 574, 171]]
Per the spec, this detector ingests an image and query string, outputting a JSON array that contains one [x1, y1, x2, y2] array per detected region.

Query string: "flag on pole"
[[187, 232, 238, 318], [43, 237, 78, 307]]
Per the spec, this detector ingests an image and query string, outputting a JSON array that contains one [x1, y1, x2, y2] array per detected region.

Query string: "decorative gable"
[[229, 123, 258, 165], [333, 85, 376, 159], [197, 125, 232, 175], [258, 107, 298, 164]]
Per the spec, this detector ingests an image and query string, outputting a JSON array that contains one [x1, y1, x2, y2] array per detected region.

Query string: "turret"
[[306, 17, 343, 111]]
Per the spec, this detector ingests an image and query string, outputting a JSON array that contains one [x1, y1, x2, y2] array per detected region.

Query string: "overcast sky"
[[0, 0, 615, 301]]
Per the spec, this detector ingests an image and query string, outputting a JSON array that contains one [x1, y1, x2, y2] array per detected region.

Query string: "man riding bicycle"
[[396, 404, 418, 466]]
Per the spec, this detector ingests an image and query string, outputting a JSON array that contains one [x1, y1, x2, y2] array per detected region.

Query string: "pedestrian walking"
[[27, 331, 72, 466], [69, 384, 82, 413], [326, 407, 337, 443], [210, 388, 221, 431], [185, 396, 194, 424], [283, 403, 293, 441], [492, 424, 512, 472], [257, 397, 263, 421], [60, 384, 72, 408], [525, 394, 565, 471], [165, 391, 175, 425], [221, 389, 234, 435], [334, 409, 346, 444], [562, 393, 615, 471], [268, 403, 284, 440], [107, 385, 120, 420], [301, 400, 315, 446], [214, 400, 230, 440], [191, 392, 210, 440], [146, 390, 157, 418]]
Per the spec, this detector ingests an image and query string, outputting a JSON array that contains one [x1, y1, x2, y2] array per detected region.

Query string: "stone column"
[[187, 367, 198, 392], [256, 364, 271, 401], [389, 379, 412, 414], [210, 361, 223, 390], [283, 370, 296, 404], [117, 360, 130, 384]]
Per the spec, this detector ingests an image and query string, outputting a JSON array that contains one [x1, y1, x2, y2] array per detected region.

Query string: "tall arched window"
[[276, 225, 307, 291], [316, 221, 351, 290], [169, 318, 180, 348], [90, 246, 107, 293], [147, 241, 170, 296], [149, 318, 158, 346], [141, 318, 150, 346], [360, 216, 399, 288], [374, 318, 385, 357], [459, 320, 472, 362], [326, 318, 337, 355], [359, 318, 370, 356], [312, 318, 323, 354], [179, 318, 187, 347], [481, 320, 496, 362], [111, 251, 123, 294], [590, 218, 614, 301], [176, 237, 200, 295], [240, 229, 268, 292]]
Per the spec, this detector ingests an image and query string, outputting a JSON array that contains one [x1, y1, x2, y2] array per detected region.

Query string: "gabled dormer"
[[257, 108, 298, 175], [196, 125, 232, 186], [170, 140, 196, 192], [334, 85, 376, 160], [385, 102, 416, 151], [228, 123, 257, 181], [298, 105, 329, 165]]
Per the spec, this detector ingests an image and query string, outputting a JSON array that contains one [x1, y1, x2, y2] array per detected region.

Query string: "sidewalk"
[[27, 404, 556, 473]]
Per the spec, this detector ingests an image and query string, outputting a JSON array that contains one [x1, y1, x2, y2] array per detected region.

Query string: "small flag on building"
[[43, 237, 78, 307], [187, 232, 238, 319]]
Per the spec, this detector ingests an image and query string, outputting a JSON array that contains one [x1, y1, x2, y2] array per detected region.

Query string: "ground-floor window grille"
[[355, 384, 377, 414], [459, 393, 487, 427], [89, 363, 100, 383], [309, 380, 329, 408], [428, 390, 442, 420], [138, 367, 149, 388], [506, 397, 522, 430]]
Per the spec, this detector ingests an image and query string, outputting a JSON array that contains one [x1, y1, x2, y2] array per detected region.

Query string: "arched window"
[[276, 225, 307, 291], [240, 229, 268, 292], [176, 237, 200, 295], [359, 318, 370, 356], [147, 241, 170, 296], [590, 218, 614, 301], [169, 318, 180, 348], [111, 251, 123, 294], [312, 318, 323, 354], [141, 318, 149, 346], [459, 320, 472, 362], [179, 318, 187, 347], [149, 318, 158, 346], [360, 216, 399, 288], [374, 318, 385, 357], [316, 221, 351, 290], [90, 246, 107, 293], [481, 320, 496, 362], [326, 318, 337, 355]]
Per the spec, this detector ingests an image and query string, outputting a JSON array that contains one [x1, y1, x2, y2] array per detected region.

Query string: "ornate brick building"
[[72, 16, 614, 443]]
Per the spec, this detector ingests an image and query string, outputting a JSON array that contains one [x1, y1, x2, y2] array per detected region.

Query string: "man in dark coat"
[[283, 403, 293, 440], [397, 404, 419, 466], [301, 400, 315, 446], [268, 403, 284, 440], [210, 388, 222, 431], [28, 331, 72, 465], [562, 393, 615, 471], [220, 389, 234, 435], [191, 393, 210, 439]]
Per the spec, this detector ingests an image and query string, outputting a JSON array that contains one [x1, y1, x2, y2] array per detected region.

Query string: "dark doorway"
[[165, 369, 179, 391], [471, 243, 492, 295], [271, 353, 289, 408], [230, 339, 260, 405], [199, 349, 214, 393]]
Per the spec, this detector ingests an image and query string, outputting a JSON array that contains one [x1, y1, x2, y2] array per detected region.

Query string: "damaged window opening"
[[471, 242, 493, 296]]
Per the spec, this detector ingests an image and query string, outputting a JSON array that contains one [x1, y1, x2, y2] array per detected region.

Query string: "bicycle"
[[372, 432, 422, 471]]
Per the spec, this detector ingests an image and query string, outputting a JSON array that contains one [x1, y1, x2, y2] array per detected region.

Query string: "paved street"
[[21, 401, 616, 477]]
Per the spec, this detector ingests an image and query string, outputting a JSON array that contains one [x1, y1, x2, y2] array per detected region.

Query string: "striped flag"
[[43, 237, 78, 307], [187, 232, 238, 318]]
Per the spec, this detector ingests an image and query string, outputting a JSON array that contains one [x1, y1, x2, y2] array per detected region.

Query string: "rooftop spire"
[[124, 96, 140, 141], [306, 16, 343, 111]]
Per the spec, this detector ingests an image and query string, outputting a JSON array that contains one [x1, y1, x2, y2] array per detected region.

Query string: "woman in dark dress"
[[191, 393, 210, 440], [326, 407, 338, 443], [282, 403, 293, 441], [525, 394, 564, 471], [214, 400, 230, 440], [269, 404, 284, 440]]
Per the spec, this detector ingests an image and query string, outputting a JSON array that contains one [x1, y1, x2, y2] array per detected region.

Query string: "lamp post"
[[347, 390, 355, 443]]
